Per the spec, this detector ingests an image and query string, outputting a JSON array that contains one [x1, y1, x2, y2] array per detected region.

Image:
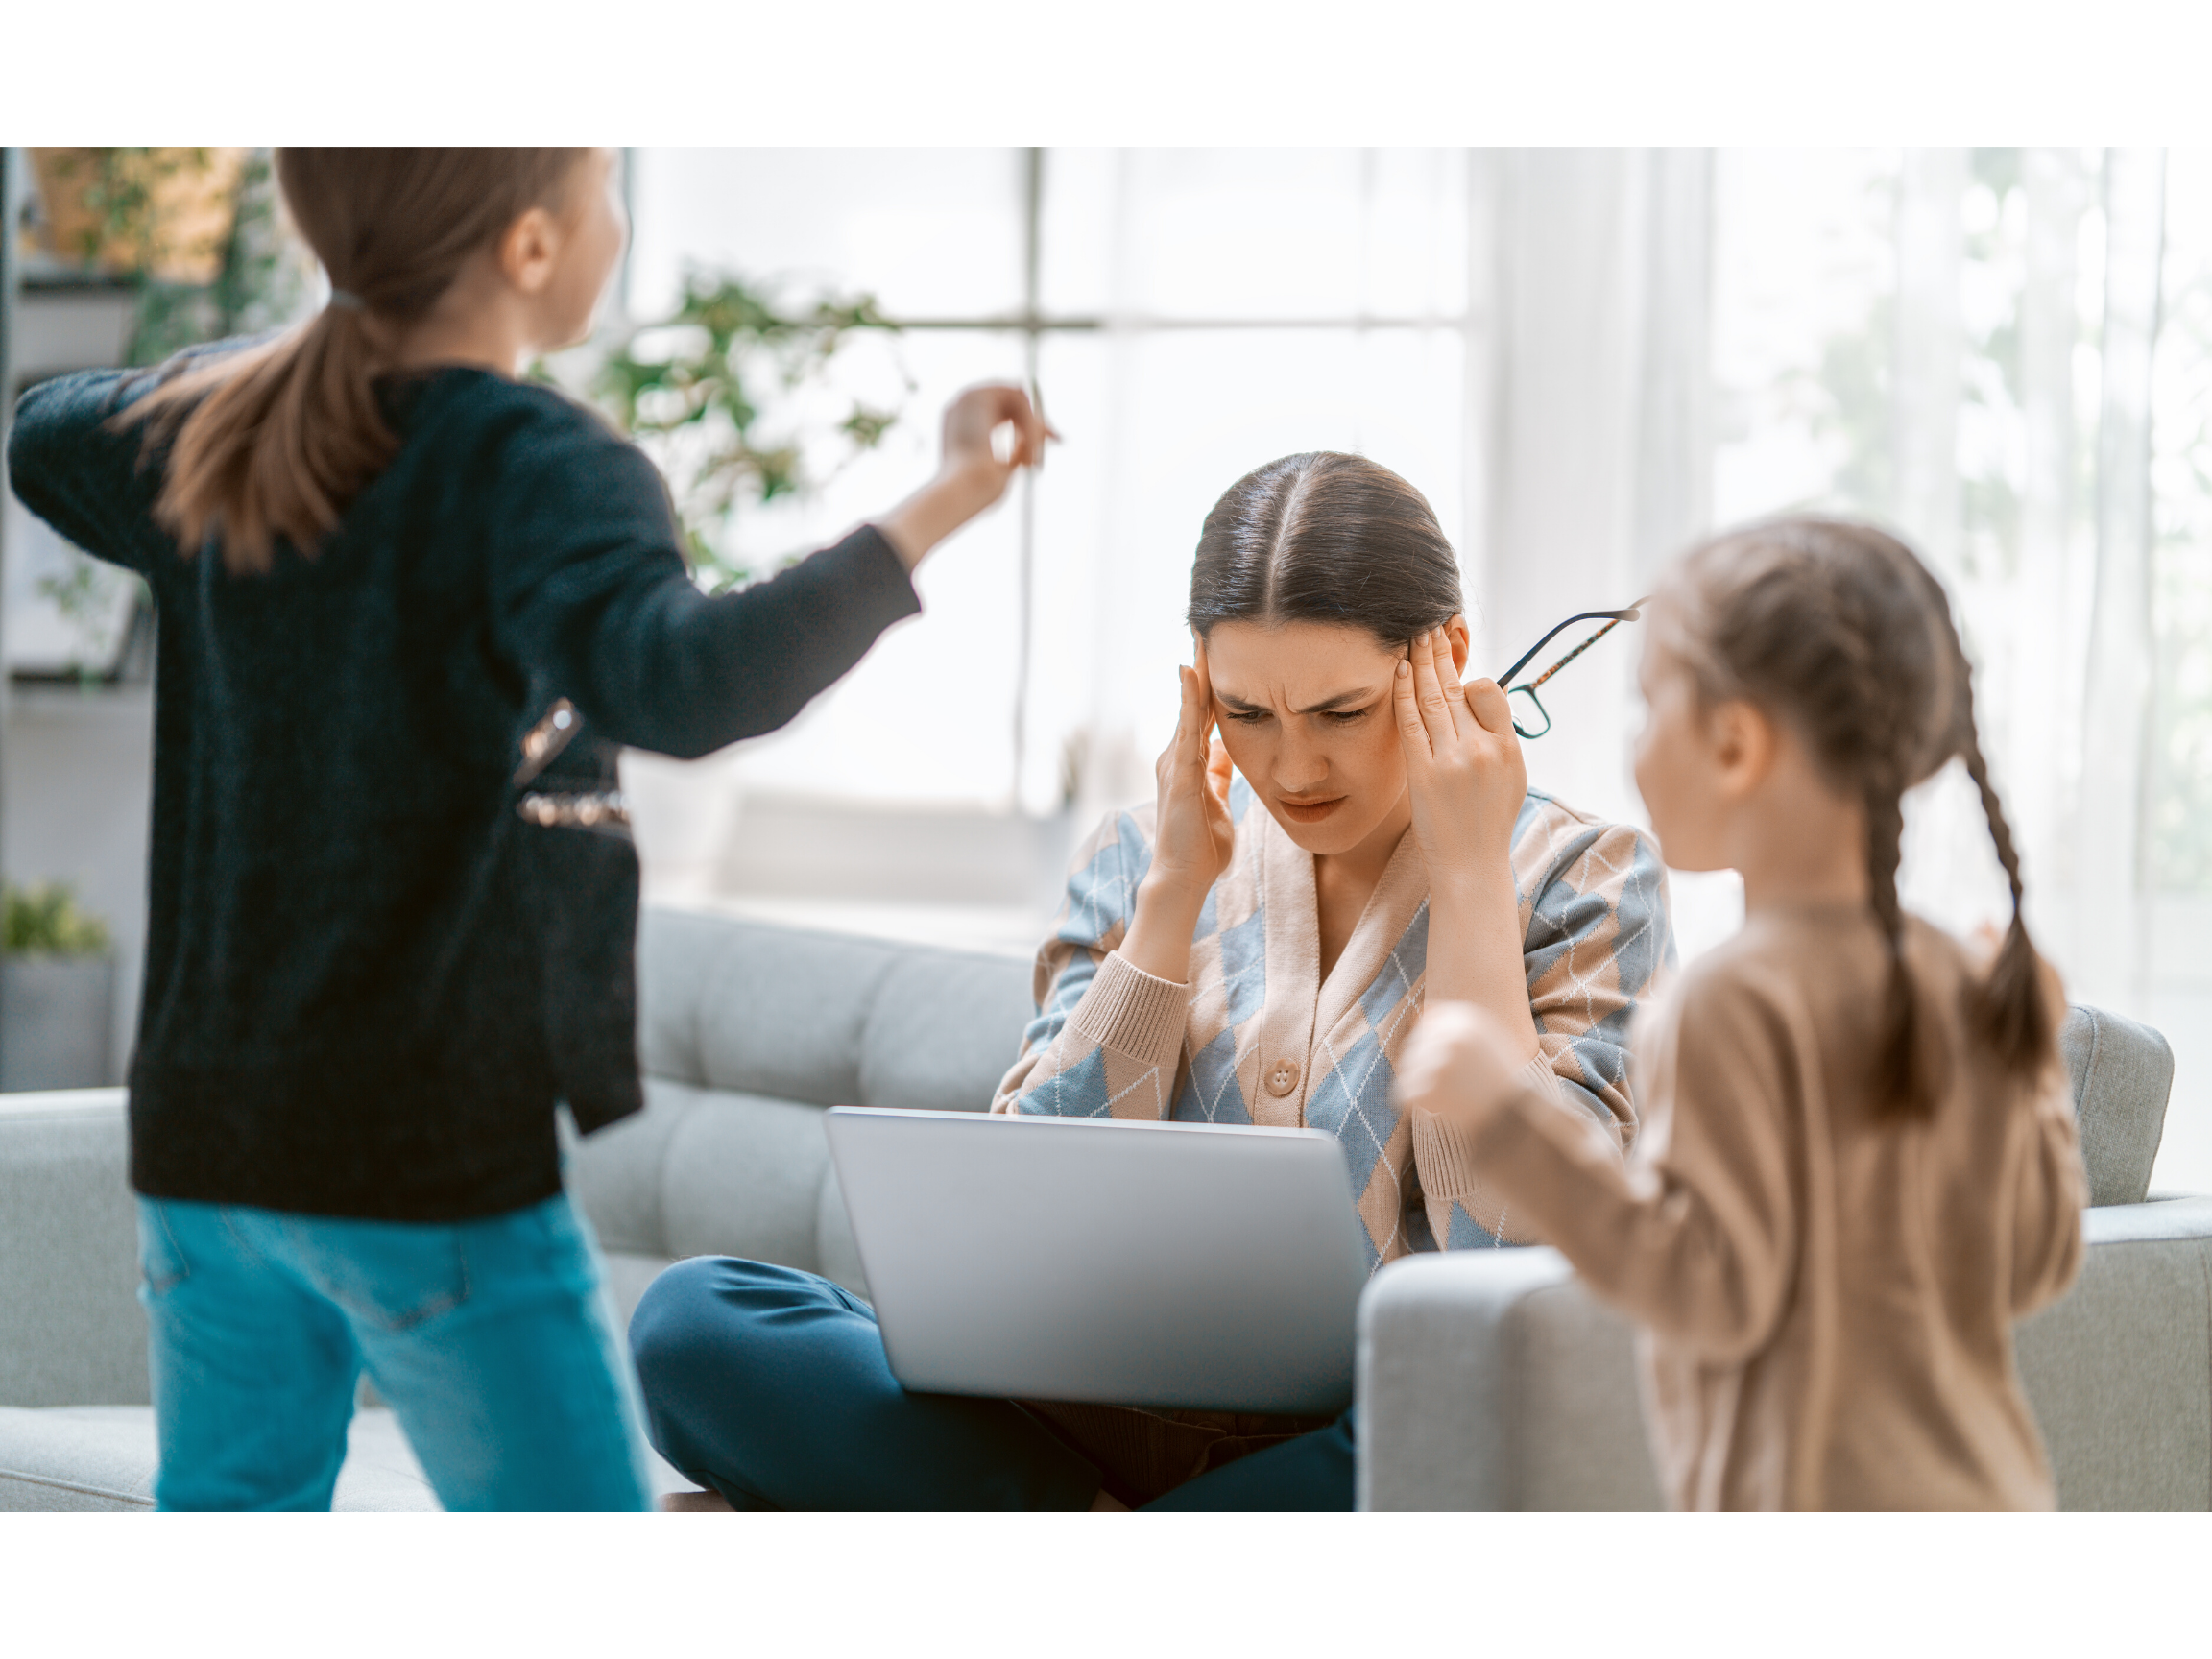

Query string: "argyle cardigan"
[[991, 779, 1675, 1265]]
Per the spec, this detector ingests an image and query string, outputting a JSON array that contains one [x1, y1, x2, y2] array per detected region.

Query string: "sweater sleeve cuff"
[[1411, 1050, 1563, 1202], [1068, 951, 1190, 1068]]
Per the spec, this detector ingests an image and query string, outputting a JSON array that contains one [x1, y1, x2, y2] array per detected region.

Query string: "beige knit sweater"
[[1443, 903, 2086, 1510]]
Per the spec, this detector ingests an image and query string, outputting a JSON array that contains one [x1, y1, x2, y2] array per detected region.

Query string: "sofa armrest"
[[1359, 1200, 2212, 1512], [0, 1090, 148, 1407], [2016, 1197, 2212, 1511], [1356, 1248, 1661, 1511], [2061, 1005, 2174, 1207]]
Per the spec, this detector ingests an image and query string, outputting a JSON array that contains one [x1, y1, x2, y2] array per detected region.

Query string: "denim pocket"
[[284, 1217, 472, 1333], [136, 1201, 191, 1296]]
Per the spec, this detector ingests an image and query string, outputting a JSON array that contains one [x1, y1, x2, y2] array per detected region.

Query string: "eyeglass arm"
[[1498, 599, 1649, 687]]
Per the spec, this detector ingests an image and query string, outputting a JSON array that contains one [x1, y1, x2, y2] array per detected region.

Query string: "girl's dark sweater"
[[6, 363, 920, 1220]]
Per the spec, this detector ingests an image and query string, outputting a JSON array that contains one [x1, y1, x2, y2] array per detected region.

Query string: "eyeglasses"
[[1498, 599, 1649, 740]]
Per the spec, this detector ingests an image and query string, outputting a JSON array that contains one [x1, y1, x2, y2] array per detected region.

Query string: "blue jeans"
[[629, 1257, 1357, 1510], [137, 1192, 653, 1511]]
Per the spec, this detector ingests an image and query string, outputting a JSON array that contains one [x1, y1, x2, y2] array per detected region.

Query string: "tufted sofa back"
[[572, 908, 2180, 1334]]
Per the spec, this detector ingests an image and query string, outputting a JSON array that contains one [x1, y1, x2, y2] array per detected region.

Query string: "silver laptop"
[[823, 1106, 1371, 1416]]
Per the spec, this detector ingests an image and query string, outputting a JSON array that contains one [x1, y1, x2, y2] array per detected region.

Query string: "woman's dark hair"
[[1187, 452, 1462, 645], [1654, 516, 2056, 1118], [120, 148, 590, 575]]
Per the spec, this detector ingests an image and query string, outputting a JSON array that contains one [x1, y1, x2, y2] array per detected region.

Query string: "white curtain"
[[1520, 147, 2204, 1189]]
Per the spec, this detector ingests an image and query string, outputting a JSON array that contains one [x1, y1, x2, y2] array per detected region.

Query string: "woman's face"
[[1206, 616, 1469, 856]]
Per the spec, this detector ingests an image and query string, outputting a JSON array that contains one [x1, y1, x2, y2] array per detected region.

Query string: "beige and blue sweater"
[[992, 778, 1675, 1265]]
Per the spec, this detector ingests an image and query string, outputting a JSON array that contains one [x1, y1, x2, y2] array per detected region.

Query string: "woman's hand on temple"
[[1120, 637, 1234, 984], [877, 383, 1057, 571], [1392, 625, 1527, 889], [1395, 623, 1543, 1066]]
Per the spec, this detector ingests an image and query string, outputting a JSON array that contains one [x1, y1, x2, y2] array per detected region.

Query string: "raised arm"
[[1399, 976, 1801, 1361], [493, 383, 1049, 759], [8, 371, 166, 575]]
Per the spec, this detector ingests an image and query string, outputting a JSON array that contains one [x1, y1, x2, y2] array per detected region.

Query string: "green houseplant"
[[0, 881, 117, 1092], [587, 272, 909, 591]]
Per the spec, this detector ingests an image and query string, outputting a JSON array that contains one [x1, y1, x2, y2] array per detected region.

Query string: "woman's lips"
[[1277, 795, 1347, 824]]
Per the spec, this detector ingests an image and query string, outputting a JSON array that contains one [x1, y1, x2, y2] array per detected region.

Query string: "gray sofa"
[[0, 905, 2200, 1510]]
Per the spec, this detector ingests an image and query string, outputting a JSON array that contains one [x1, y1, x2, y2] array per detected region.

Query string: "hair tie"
[[328, 289, 366, 313]]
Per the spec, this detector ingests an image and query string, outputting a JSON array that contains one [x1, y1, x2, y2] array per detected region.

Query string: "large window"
[[623, 149, 1475, 816]]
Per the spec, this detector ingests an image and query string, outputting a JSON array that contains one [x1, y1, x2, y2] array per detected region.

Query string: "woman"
[[631, 451, 1674, 1510]]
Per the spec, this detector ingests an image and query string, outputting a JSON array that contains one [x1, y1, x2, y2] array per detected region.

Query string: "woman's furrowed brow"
[[1214, 686, 1382, 714]]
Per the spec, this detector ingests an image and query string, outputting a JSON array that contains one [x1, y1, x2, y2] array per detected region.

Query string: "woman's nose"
[[1272, 737, 1329, 793]]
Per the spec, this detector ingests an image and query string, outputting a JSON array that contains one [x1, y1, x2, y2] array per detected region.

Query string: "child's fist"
[[1396, 1000, 1527, 1129]]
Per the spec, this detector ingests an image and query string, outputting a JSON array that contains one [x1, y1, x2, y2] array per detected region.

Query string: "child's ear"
[[497, 205, 563, 297], [1708, 698, 1776, 799]]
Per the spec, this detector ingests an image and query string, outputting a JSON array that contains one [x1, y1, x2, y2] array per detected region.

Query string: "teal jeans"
[[631, 1256, 1358, 1510], [137, 1192, 653, 1511]]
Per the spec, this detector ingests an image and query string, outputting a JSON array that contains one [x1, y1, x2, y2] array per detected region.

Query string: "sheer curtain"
[[1687, 148, 2209, 1190]]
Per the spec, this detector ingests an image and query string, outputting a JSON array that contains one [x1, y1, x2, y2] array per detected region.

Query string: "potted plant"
[[586, 272, 909, 590], [0, 881, 116, 1092]]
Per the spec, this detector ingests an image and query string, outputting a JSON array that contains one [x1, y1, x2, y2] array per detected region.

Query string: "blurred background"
[[5, 147, 2210, 1190]]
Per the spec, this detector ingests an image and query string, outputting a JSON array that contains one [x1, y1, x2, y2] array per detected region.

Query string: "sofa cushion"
[[661, 1088, 837, 1269], [859, 948, 1037, 1113], [0, 1403, 698, 1511], [2060, 1006, 2173, 1207], [0, 1406, 437, 1511], [573, 1076, 833, 1271], [638, 909, 896, 1104], [0, 1091, 146, 1408]]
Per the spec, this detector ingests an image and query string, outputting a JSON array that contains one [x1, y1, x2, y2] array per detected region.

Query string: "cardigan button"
[[1265, 1058, 1301, 1097]]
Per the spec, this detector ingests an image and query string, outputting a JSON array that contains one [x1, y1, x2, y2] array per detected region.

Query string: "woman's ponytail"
[[116, 148, 587, 574]]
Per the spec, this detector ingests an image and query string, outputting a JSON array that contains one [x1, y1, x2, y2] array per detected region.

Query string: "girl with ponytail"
[[1395, 516, 2088, 1509], [8, 149, 1048, 1510]]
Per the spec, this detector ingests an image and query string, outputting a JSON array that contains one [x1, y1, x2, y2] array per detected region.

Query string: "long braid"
[[1863, 778, 1938, 1117], [1947, 657, 2059, 1081]]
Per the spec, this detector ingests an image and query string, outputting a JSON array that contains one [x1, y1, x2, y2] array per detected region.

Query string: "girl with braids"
[[1396, 515, 2087, 1510]]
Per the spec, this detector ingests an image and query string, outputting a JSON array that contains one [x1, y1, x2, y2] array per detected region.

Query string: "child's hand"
[[1396, 1000, 1528, 1129], [938, 382, 1053, 493], [877, 383, 1058, 571]]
